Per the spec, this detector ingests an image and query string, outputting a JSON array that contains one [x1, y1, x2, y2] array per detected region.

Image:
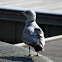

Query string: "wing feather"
[[22, 27, 37, 45]]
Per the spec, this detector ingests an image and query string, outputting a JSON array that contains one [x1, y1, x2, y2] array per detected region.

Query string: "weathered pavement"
[[0, 41, 53, 62], [1, 39, 62, 62], [15, 39, 62, 62], [40, 39, 62, 62]]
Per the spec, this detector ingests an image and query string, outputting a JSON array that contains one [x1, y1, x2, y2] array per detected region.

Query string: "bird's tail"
[[30, 44, 43, 52]]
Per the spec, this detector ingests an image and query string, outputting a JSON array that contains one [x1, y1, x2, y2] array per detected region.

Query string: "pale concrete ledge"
[[0, 41, 54, 62], [14, 35, 62, 47]]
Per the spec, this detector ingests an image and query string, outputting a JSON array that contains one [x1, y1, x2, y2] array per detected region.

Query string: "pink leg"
[[42, 47, 45, 51], [36, 52, 39, 56], [28, 46, 31, 56], [34, 52, 39, 56]]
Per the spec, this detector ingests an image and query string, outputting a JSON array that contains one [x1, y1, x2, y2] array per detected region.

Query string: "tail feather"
[[30, 44, 42, 52]]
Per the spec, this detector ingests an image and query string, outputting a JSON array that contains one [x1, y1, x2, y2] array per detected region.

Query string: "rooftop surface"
[[0, 41, 53, 62], [0, 39, 62, 62], [23, 39, 62, 62], [40, 39, 62, 62], [0, 0, 62, 12]]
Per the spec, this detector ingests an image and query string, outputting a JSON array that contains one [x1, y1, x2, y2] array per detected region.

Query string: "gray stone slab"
[[0, 41, 54, 62], [40, 39, 62, 62]]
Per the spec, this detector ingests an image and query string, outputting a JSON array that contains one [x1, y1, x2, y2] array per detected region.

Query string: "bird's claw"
[[28, 54, 31, 56]]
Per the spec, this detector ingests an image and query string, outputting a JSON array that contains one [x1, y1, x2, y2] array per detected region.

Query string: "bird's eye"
[[26, 11, 30, 14]]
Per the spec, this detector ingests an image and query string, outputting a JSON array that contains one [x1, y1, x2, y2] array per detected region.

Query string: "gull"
[[22, 10, 45, 56]]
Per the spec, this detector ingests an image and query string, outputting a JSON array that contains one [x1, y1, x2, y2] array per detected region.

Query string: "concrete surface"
[[40, 39, 62, 62], [14, 35, 62, 47], [15, 39, 62, 62], [0, 41, 53, 62], [24, 39, 62, 62]]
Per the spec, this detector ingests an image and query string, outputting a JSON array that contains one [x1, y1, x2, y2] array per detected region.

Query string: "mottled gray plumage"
[[22, 10, 45, 56]]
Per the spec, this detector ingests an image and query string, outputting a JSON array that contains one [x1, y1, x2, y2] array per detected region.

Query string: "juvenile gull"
[[22, 10, 45, 56]]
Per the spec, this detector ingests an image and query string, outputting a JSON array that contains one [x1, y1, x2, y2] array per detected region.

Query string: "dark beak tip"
[[18, 11, 24, 15], [21, 11, 25, 15]]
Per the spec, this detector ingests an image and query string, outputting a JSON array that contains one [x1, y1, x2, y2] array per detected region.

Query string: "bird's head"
[[23, 10, 36, 20]]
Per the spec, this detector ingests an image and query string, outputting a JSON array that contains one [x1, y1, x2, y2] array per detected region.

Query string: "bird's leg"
[[36, 52, 39, 56], [42, 47, 45, 51], [34, 52, 39, 56], [28, 46, 31, 56]]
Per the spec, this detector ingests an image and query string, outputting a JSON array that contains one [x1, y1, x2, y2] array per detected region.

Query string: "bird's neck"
[[25, 19, 36, 27]]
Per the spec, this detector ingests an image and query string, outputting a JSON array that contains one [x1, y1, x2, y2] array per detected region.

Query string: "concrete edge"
[[14, 35, 62, 47], [0, 41, 54, 62]]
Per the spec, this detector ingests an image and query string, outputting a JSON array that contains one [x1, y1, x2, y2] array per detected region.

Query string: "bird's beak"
[[21, 11, 25, 14], [21, 11, 26, 16], [17, 11, 24, 15]]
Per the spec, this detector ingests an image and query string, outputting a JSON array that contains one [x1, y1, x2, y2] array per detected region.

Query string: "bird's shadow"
[[0, 56, 34, 62]]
